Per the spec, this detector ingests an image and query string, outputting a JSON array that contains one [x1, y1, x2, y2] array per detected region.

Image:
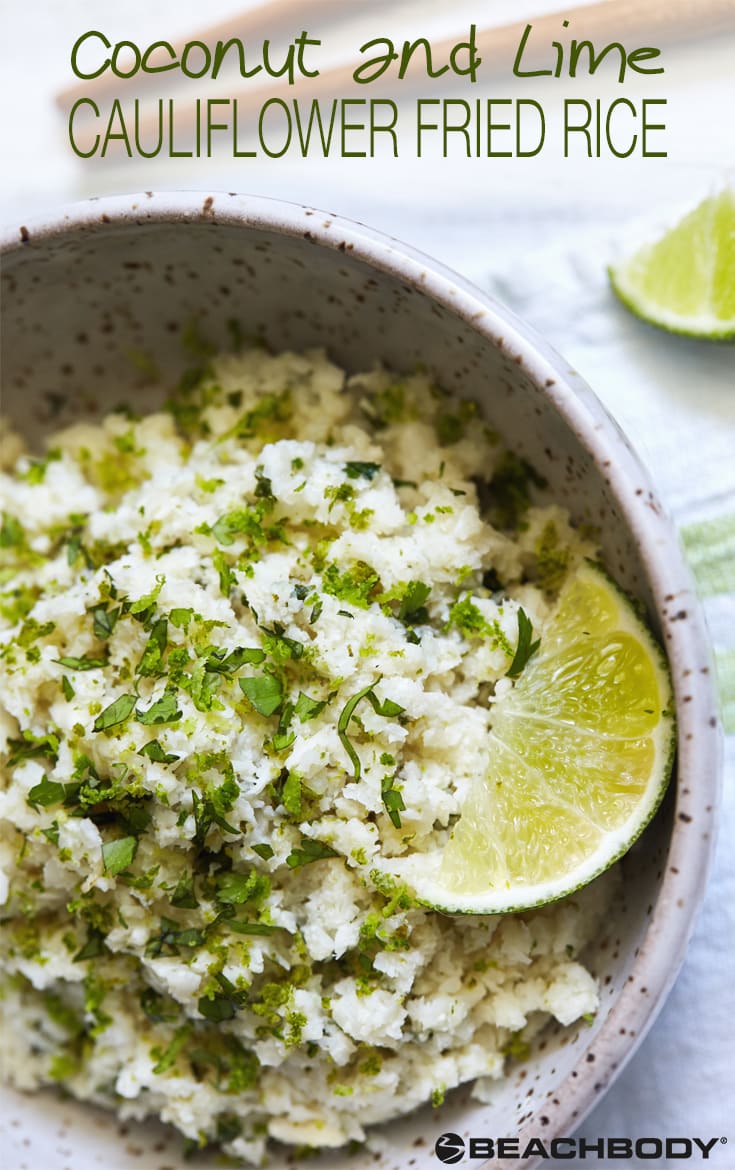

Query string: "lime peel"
[[386, 563, 675, 915], [609, 187, 735, 340]]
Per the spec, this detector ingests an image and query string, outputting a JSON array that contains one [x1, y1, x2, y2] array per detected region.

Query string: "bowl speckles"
[[0, 192, 722, 1170]]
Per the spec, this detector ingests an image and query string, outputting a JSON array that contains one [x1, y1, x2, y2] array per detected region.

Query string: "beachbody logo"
[[434, 1134, 727, 1162]]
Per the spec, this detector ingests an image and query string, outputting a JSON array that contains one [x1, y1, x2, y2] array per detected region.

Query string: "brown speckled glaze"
[[0, 193, 722, 1170]]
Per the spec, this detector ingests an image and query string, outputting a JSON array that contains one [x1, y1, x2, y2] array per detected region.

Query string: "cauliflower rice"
[[0, 347, 612, 1161]]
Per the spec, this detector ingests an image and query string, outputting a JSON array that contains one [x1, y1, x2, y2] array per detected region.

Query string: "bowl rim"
[[0, 190, 723, 1166]]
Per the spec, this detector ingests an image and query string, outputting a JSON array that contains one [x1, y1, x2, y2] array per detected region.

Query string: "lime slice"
[[393, 563, 675, 914], [609, 188, 735, 339]]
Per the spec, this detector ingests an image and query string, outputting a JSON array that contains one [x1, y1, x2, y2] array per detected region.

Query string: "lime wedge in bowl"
[[609, 187, 735, 339], [389, 563, 676, 914]]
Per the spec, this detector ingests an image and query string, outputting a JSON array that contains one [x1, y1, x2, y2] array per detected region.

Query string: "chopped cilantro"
[[206, 646, 265, 673], [55, 654, 107, 671], [139, 739, 179, 764], [170, 872, 198, 909], [398, 580, 431, 624], [506, 608, 541, 679], [151, 1024, 192, 1075], [21, 449, 61, 485], [27, 776, 66, 808], [0, 512, 24, 548], [286, 838, 339, 868], [136, 692, 182, 725], [344, 461, 381, 480], [198, 994, 237, 1022], [209, 508, 265, 547], [259, 622, 304, 662], [146, 919, 206, 959], [128, 574, 165, 616], [9, 729, 59, 768], [140, 987, 179, 1023], [91, 603, 120, 639], [18, 618, 55, 647], [192, 787, 239, 844], [254, 468, 275, 500], [73, 929, 106, 963], [381, 773, 406, 829], [93, 693, 137, 732], [212, 549, 236, 597], [486, 453, 547, 530], [224, 919, 277, 937], [61, 675, 75, 700], [270, 729, 295, 753], [338, 682, 404, 780], [239, 673, 283, 717], [252, 843, 274, 861], [364, 381, 406, 427], [435, 399, 477, 446], [186, 658, 223, 712], [198, 971, 248, 1022], [216, 869, 270, 905], [136, 618, 168, 677], [169, 607, 194, 629], [293, 691, 327, 722], [281, 771, 302, 818], [101, 836, 138, 876]]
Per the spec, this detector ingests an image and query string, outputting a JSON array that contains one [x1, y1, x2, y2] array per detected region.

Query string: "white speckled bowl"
[[0, 193, 721, 1170]]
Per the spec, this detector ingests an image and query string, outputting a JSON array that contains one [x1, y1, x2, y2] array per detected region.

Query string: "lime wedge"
[[609, 188, 735, 339], [393, 563, 675, 914]]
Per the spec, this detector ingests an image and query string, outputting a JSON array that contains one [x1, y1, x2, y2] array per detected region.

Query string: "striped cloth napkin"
[[485, 228, 734, 1155], [487, 237, 735, 731]]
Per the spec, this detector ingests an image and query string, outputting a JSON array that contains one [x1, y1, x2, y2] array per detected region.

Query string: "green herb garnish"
[[139, 739, 179, 764], [239, 674, 283, 717], [136, 692, 182, 725], [398, 580, 431, 624], [506, 608, 541, 679], [170, 873, 198, 909], [345, 461, 381, 480], [55, 654, 107, 671], [337, 682, 404, 780], [381, 773, 406, 829], [286, 838, 339, 868], [206, 646, 265, 673], [93, 693, 137, 732], [136, 618, 168, 677], [101, 836, 138, 876], [293, 691, 327, 722], [252, 843, 274, 861], [27, 776, 66, 808]]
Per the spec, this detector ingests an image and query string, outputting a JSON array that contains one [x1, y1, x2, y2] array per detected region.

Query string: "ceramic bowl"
[[0, 193, 721, 1170]]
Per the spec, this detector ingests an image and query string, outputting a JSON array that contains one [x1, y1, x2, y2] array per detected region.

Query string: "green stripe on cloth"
[[680, 513, 735, 598], [715, 650, 735, 734], [680, 511, 735, 733]]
